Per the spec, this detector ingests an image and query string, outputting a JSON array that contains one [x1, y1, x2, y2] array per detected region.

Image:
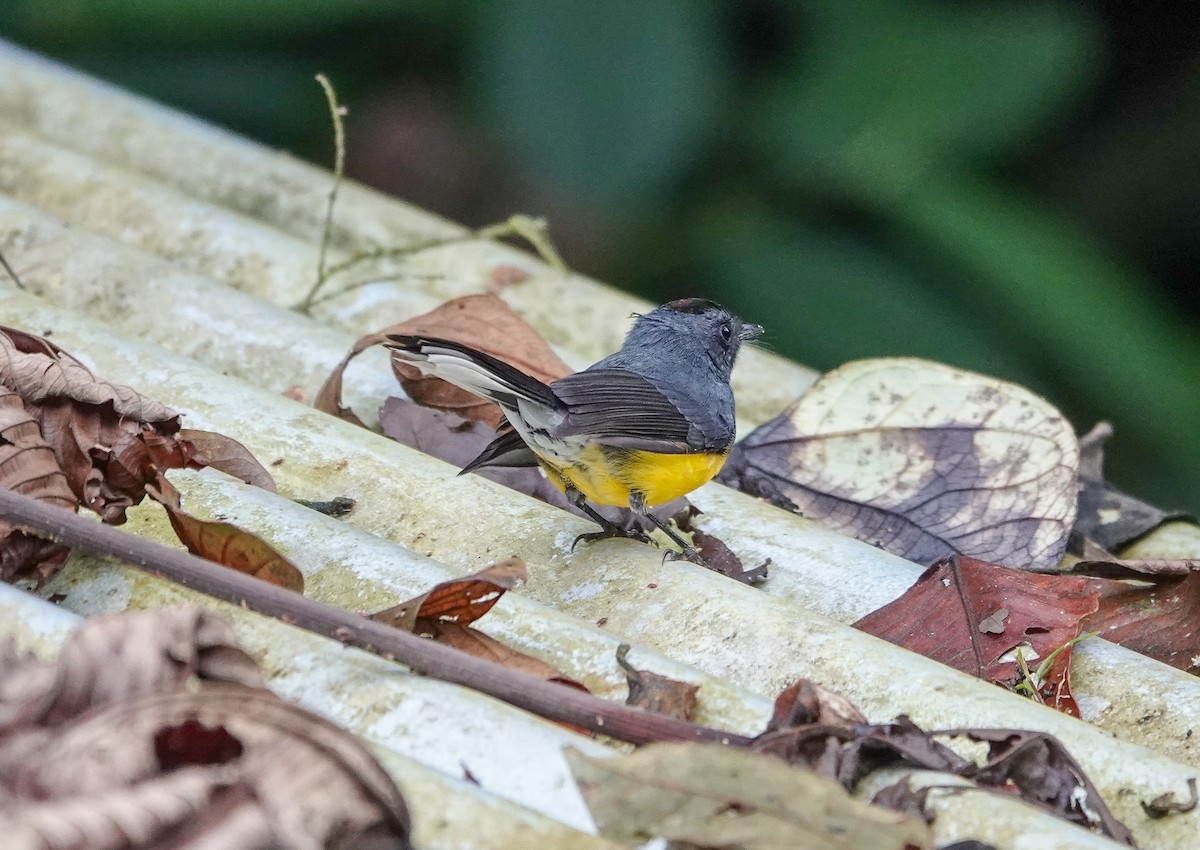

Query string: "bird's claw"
[[572, 527, 653, 552], [662, 546, 706, 566]]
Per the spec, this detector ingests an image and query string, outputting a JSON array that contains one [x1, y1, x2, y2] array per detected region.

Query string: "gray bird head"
[[624, 298, 762, 380]]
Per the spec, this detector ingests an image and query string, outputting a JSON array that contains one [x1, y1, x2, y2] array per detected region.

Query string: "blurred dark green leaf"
[[0, 0, 441, 43], [468, 0, 725, 211], [686, 196, 1036, 383], [749, 0, 1099, 183]]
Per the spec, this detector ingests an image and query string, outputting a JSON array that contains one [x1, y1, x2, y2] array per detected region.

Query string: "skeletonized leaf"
[[147, 477, 304, 593], [720, 358, 1079, 569], [372, 557, 527, 632], [178, 429, 277, 493], [567, 743, 933, 849], [854, 556, 1098, 715]]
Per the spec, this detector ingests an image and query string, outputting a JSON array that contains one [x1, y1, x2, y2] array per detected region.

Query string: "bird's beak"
[[739, 323, 764, 341]]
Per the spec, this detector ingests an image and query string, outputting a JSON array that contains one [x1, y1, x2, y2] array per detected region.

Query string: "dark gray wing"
[[550, 368, 727, 452], [459, 427, 538, 474]]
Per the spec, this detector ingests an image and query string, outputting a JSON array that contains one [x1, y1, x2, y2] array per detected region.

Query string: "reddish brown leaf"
[[1083, 570, 1200, 671], [853, 556, 1100, 715], [178, 429, 277, 493], [765, 679, 867, 732], [147, 476, 305, 593], [371, 557, 527, 632], [412, 619, 587, 693], [615, 643, 697, 722], [313, 329, 384, 427]]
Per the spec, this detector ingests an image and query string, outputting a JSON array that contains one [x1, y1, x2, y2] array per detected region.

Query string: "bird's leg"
[[628, 491, 705, 565], [569, 487, 652, 550]]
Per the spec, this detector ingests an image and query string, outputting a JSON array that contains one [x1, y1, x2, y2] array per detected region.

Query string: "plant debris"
[[853, 556, 1099, 715], [719, 358, 1079, 570], [753, 682, 1136, 845], [372, 558, 587, 690], [567, 742, 934, 849], [615, 643, 698, 722], [316, 293, 571, 427], [1074, 422, 1182, 552], [0, 326, 285, 586], [0, 608, 411, 849]]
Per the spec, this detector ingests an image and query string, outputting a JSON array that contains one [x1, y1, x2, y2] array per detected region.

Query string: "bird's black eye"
[[720, 324, 732, 342]]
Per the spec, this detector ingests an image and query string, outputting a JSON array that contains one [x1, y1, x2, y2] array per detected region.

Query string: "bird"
[[386, 298, 761, 562]]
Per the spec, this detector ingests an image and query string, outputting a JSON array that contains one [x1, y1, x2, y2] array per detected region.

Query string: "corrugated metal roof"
[[1, 40, 1198, 850]]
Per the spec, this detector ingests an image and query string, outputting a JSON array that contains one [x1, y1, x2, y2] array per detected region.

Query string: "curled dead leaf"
[[316, 295, 571, 428], [615, 643, 698, 722], [0, 386, 77, 583], [146, 475, 305, 593], [720, 358, 1079, 569], [765, 678, 867, 732], [178, 429, 277, 493], [0, 609, 411, 850], [372, 557, 527, 632]]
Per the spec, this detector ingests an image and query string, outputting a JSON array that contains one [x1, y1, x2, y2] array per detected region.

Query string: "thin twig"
[[299, 73, 348, 314], [307, 215, 570, 309], [0, 247, 25, 290], [0, 486, 747, 747]]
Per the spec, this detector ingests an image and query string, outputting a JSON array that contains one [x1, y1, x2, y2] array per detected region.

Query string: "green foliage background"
[[2, 0, 1196, 512]]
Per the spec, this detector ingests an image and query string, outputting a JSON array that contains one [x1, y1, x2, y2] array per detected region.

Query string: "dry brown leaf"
[[0, 609, 411, 850], [147, 476, 305, 593], [0, 328, 177, 423], [720, 358, 1079, 569], [372, 557, 527, 632], [371, 559, 589, 695], [0, 327, 199, 533], [615, 643, 698, 722], [316, 295, 571, 428], [765, 679, 867, 732], [312, 329, 384, 427], [567, 743, 933, 849], [388, 294, 572, 427], [0, 608, 262, 738], [178, 429, 277, 493], [5, 685, 411, 850], [413, 620, 588, 691], [0, 387, 77, 583]]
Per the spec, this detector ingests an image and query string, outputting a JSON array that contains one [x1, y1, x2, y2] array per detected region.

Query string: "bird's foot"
[[661, 545, 707, 567], [572, 526, 654, 551]]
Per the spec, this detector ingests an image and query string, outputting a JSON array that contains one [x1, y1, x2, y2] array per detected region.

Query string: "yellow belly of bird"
[[535, 443, 730, 507]]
